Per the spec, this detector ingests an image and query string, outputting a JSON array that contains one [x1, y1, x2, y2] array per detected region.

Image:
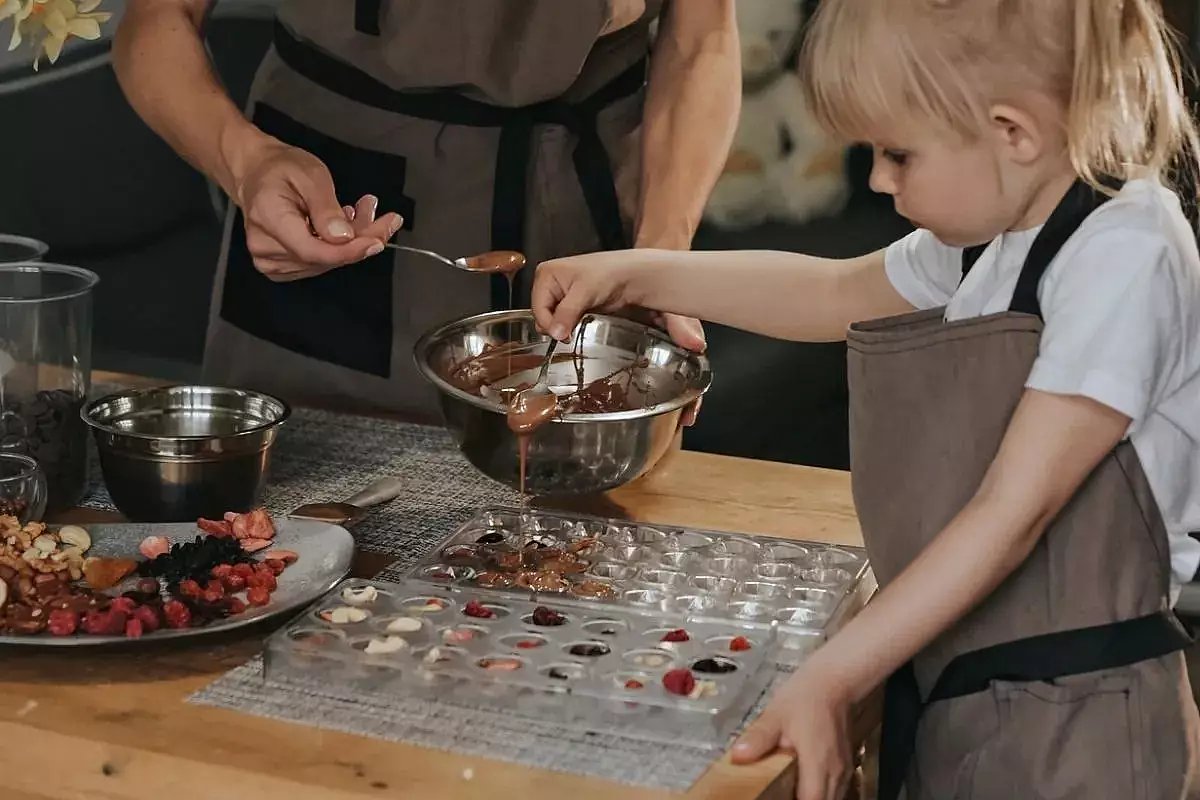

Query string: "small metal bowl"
[[414, 311, 712, 495], [82, 385, 290, 521]]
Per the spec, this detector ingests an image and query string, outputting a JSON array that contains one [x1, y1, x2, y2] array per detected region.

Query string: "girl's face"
[[867, 134, 1027, 248]]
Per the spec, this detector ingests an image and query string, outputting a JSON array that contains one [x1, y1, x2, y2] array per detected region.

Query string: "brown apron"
[[202, 0, 662, 416], [847, 180, 1200, 800]]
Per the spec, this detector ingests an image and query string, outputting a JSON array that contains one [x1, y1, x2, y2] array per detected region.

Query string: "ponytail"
[[1068, 0, 1199, 224]]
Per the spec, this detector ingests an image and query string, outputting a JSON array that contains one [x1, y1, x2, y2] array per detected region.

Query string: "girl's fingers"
[[730, 715, 783, 764]]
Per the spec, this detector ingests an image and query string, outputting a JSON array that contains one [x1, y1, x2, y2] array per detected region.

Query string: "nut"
[[0, 580, 7, 610], [21, 548, 40, 566], [57, 526, 91, 552], [31, 535, 57, 556]]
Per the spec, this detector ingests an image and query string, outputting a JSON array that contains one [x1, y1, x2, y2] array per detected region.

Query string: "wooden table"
[[0, 375, 868, 800]]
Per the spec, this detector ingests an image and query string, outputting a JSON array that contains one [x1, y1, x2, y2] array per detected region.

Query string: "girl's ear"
[[987, 103, 1045, 167]]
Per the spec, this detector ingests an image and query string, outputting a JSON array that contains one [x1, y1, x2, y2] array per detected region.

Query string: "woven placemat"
[[77, 390, 782, 792]]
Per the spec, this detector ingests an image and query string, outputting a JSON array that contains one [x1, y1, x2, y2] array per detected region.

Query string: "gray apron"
[[847, 180, 1200, 799], [203, 0, 662, 416]]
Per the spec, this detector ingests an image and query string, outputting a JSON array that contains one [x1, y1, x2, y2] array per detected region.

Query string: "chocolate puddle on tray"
[[443, 317, 671, 568]]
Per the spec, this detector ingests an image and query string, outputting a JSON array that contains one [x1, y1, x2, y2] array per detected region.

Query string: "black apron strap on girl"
[[354, 0, 383, 35], [272, 21, 646, 312], [960, 178, 1122, 314], [876, 610, 1192, 800]]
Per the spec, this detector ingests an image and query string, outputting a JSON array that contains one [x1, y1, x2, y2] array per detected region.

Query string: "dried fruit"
[[662, 668, 696, 697], [197, 518, 234, 537], [83, 557, 138, 591], [136, 535, 252, 587], [163, 600, 192, 629], [262, 559, 287, 576], [248, 572, 277, 592], [124, 617, 145, 638], [729, 636, 752, 652], [109, 597, 138, 615], [178, 579, 203, 599], [221, 573, 247, 592], [239, 537, 272, 553], [262, 549, 299, 564], [138, 536, 171, 560], [131, 605, 161, 633], [661, 629, 689, 643], [530, 606, 565, 626], [246, 586, 271, 607], [81, 608, 128, 636], [463, 600, 494, 619], [623, 678, 644, 690], [514, 639, 542, 649], [47, 609, 78, 636], [229, 508, 275, 541]]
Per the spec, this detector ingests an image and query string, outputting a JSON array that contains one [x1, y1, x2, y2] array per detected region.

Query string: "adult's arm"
[[633, 0, 740, 250], [111, 0, 275, 201]]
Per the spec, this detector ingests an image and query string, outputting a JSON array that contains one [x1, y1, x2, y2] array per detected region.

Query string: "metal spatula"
[[288, 476, 405, 526]]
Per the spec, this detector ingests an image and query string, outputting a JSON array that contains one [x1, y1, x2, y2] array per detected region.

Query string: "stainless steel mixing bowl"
[[414, 311, 712, 495], [82, 385, 290, 522]]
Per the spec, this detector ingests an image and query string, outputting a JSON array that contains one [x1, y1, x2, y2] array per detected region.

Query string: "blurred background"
[[0, 0, 1195, 471]]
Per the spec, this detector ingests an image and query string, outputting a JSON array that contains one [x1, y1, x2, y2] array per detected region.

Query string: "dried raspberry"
[[211, 564, 234, 579], [178, 579, 203, 599], [730, 636, 752, 652], [661, 629, 690, 643], [248, 572, 277, 592], [109, 597, 138, 615], [530, 606, 565, 626], [246, 586, 271, 607], [82, 608, 128, 636], [124, 617, 145, 638], [202, 588, 225, 605], [163, 600, 192, 629], [204, 579, 226, 598], [662, 668, 696, 697], [232, 563, 256, 580], [222, 573, 247, 592], [263, 559, 287, 576], [132, 604, 161, 633], [224, 596, 247, 616], [624, 679, 644, 690], [463, 600, 495, 619], [47, 609, 79, 636]]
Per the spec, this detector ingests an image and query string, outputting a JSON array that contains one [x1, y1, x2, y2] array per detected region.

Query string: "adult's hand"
[[233, 141, 404, 282]]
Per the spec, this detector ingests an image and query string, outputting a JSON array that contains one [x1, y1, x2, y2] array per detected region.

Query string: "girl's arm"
[[532, 247, 912, 342]]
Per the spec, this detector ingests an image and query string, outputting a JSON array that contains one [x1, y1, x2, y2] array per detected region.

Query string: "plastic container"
[[0, 262, 99, 511], [264, 577, 779, 750]]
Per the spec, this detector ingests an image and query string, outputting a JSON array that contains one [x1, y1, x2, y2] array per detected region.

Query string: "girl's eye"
[[882, 149, 909, 166]]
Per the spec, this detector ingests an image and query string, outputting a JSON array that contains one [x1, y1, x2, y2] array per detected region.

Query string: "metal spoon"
[[288, 476, 405, 526], [384, 244, 526, 275], [506, 340, 560, 434]]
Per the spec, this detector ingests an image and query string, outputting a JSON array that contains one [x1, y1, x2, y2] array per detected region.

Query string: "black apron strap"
[[958, 178, 1120, 315], [354, 0, 383, 35], [272, 21, 645, 311], [876, 610, 1192, 800]]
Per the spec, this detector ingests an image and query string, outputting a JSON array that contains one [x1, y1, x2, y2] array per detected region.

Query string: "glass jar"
[[0, 263, 99, 513], [0, 235, 50, 264], [0, 452, 48, 524]]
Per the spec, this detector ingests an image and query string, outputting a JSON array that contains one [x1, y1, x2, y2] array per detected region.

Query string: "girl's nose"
[[869, 154, 898, 196]]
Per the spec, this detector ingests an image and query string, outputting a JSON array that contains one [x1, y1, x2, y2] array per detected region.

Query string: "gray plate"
[[0, 518, 355, 647]]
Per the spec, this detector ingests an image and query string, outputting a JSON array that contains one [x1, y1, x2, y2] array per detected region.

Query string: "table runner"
[[79, 392, 785, 792]]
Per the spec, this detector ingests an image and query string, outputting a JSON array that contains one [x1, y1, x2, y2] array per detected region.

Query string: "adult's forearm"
[[630, 248, 907, 342], [634, 4, 740, 249], [111, 0, 273, 200]]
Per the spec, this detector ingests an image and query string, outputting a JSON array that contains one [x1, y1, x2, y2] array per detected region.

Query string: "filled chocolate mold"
[[265, 577, 778, 749], [403, 507, 869, 653]]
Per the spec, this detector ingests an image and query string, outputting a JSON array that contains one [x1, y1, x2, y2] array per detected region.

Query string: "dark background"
[[0, 0, 1194, 472]]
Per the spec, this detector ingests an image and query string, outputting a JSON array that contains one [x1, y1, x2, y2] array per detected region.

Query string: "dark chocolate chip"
[[568, 642, 609, 657], [475, 532, 506, 545], [692, 657, 738, 674]]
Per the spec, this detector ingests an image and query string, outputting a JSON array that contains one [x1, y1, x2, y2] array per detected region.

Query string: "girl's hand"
[[731, 666, 855, 800], [531, 250, 648, 341]]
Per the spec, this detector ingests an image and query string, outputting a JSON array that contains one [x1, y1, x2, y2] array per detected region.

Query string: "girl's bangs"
[[802, 2, 984, 144]]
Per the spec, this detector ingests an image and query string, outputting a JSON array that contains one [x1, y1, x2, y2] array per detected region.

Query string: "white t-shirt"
[[885, 179, 1200, 600]]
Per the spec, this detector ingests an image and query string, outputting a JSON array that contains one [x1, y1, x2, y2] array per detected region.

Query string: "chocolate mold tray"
[[403, 507, 869, 657], [264, 577, 779, 750]]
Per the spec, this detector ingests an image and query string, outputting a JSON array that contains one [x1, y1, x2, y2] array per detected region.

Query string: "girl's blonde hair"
[[801, 0, 1200, 204]]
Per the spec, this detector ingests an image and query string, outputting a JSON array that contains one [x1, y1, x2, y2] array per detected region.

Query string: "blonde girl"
[[529, 1, 1200, 798]]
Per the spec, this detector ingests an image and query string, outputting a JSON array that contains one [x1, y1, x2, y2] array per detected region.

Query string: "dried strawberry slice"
[[463, 600, 495, 619], [515, 639, 541, 649], [729, 636, 752, 652], [624, 678, 644, 690], [197, 518, 234, 538], [163, 599, 192, 629], [661, 629, 689, 643], [662, 668, 696, 697]]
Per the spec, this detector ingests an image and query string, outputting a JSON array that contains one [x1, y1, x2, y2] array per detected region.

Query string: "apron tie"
[[271, 21, 644, 311]]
